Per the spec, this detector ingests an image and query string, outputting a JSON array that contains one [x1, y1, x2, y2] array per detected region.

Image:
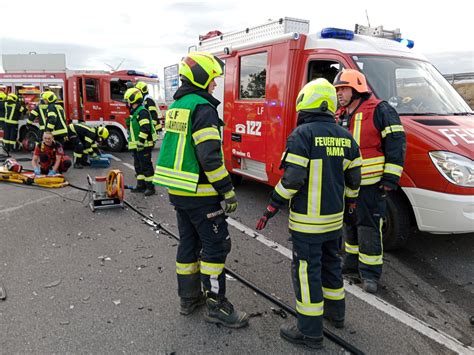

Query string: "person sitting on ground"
[[32, 131, 71, 175]]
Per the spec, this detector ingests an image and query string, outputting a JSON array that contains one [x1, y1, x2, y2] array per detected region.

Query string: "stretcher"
[[0, 163, 68, 188]]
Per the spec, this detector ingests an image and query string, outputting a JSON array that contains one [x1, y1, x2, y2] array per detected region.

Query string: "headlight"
[[429, 151, 474, 187]]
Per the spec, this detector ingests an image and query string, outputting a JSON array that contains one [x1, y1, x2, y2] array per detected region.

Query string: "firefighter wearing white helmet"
[[135, 81, 162, 137], [124, 87, 156, 196], [154, 52, 249, 328], [43, 91, 68, 145], [256, 78, 361, 350], [334, 69, 406, 294], [4, 93, 26, 152]]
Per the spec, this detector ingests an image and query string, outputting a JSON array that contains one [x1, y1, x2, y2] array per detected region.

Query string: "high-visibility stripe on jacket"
[[144, 95, 162, 137], [128, 105, 155, 149], [270, 113, 362, 236], [46, 104, 68, 137], [154, 93, 214, 194], [28, 104, 48, 131], [336, 96, 405, 186]]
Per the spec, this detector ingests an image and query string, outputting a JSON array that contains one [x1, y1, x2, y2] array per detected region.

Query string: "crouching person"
[[32, 131, 71, 175]]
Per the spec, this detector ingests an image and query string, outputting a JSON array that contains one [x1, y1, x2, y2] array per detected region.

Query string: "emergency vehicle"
[[0, 54, 164, 152], [166, 17, 474, 250]]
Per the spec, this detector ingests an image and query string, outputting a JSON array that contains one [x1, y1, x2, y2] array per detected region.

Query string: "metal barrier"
[[443, 72, 474, 84]]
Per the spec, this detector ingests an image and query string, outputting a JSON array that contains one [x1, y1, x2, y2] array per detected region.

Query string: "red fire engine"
[[0, 53, 164, 152], [166, 18, 474, 249]]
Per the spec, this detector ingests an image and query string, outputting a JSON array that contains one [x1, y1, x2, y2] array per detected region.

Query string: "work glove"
[[256, 204, 279, 230], [34, 167, 41, 175], [223, 190, 238, 214], [343, 202, 357, 225], [48, 170, 57, 176]]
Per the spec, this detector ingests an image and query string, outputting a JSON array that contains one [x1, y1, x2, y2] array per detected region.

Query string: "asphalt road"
[[0, 148, 472, 354]]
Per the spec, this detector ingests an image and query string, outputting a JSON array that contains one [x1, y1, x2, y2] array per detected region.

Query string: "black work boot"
[[205, 296, 249, 328], [180, 293, 206, 316], [362, 279, 378, 294], [144, 183, 155, 196], [280, 323, 323, 349], [131, 181, 146, 193], [324, 314, 345, 329]]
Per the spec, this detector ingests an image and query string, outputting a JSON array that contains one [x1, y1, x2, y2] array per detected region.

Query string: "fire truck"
[[166, 17, 474, 250], [0, 53, 164, 152]]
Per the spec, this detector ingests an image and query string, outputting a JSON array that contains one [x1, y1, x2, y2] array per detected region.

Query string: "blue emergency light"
[[127, 70, 158, 78], [394, 38, 415, 49], [320, 28, 354, 40]]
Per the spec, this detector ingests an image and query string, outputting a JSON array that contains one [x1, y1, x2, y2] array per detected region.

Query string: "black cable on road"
[[68, 182, 364, 354]]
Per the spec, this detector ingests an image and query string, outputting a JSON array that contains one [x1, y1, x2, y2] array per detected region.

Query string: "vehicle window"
[[240, 52, 267, 100], [110, 79, 130, 102], [16, 85, 41, 111], [85, 78, 99, 102], [353, 56, 472, 115], [43, 84, 64, 105], [307, 61, 342, 84]]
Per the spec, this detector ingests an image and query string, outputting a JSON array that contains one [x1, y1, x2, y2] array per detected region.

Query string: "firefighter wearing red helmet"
[[256, 79, 361, 349], [333, 69, 406, 293], [154, 52, 248, 328], [3, 93, 26, 152], [124, 87, 156, 196]]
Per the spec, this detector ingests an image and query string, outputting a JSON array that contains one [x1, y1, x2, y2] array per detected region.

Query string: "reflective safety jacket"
[[68, 123, 99, 155], [269, 112, 362, 238], [27, 103, 48, 132], [5, 101, 26, 125], [0, 98, 6, 125], [336, 95, 406, 188], [46, 103, 68, 139], [128, 105, 155, 150], [144, 94, 162, 137], [154, 86, 233, 208]]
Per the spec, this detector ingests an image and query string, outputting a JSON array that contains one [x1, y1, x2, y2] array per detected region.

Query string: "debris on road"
[[44, 279, 62, 288]]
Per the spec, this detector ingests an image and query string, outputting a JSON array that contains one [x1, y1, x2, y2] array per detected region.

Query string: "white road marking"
[[0, 189, 78, 214], [122, 163, 135, 171], [109, 154, 121, 161], [227, 216, 474, 355], [115, 156, 472, 353]]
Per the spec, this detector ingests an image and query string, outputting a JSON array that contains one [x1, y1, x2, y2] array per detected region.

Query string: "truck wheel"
[[106, 128, 125, 152], [21, 127, 40, 152], [383, 191, 413, 251], [230, 173, 243, 187]]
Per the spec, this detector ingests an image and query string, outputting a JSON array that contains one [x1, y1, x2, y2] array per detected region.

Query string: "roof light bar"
[[320, 28, 354, 40]]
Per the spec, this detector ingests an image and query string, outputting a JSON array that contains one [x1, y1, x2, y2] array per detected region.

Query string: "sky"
[[0, 0, 473, 80]]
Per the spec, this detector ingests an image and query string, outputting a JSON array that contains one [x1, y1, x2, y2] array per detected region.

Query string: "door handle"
[[231, 133, 242, 142], [86, 114, 90, 120]]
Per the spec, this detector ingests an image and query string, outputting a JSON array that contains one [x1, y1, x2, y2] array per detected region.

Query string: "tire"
[[21, 126, 40, 152], [383, 191, 413, 251], [106, 127, 125, 152], [230, 173, 243, 187]]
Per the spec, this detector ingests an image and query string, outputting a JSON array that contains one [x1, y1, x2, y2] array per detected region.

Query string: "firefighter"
[[255, 78, 361, 349], [123, 87, 156, 196], [0, 91, 6, 145], [32, 131, 71, 175], [333, 69, 406, 293], [68, 123, 109, 169], [135, 81, 163, 137], [44, 91, 68, 144], [26, 94, 49, 141], [4, 93, 26, 152], [154, 52, 248, 328]]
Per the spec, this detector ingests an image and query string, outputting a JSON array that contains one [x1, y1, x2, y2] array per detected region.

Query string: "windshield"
[[353, 56, 473, 115]]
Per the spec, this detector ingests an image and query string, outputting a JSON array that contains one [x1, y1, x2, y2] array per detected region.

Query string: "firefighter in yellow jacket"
[[256, 79, 362, 349], [154, 52, 248, 329]]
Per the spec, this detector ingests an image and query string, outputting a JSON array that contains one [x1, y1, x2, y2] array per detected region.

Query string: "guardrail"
[[443, 72, 474, 83]]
